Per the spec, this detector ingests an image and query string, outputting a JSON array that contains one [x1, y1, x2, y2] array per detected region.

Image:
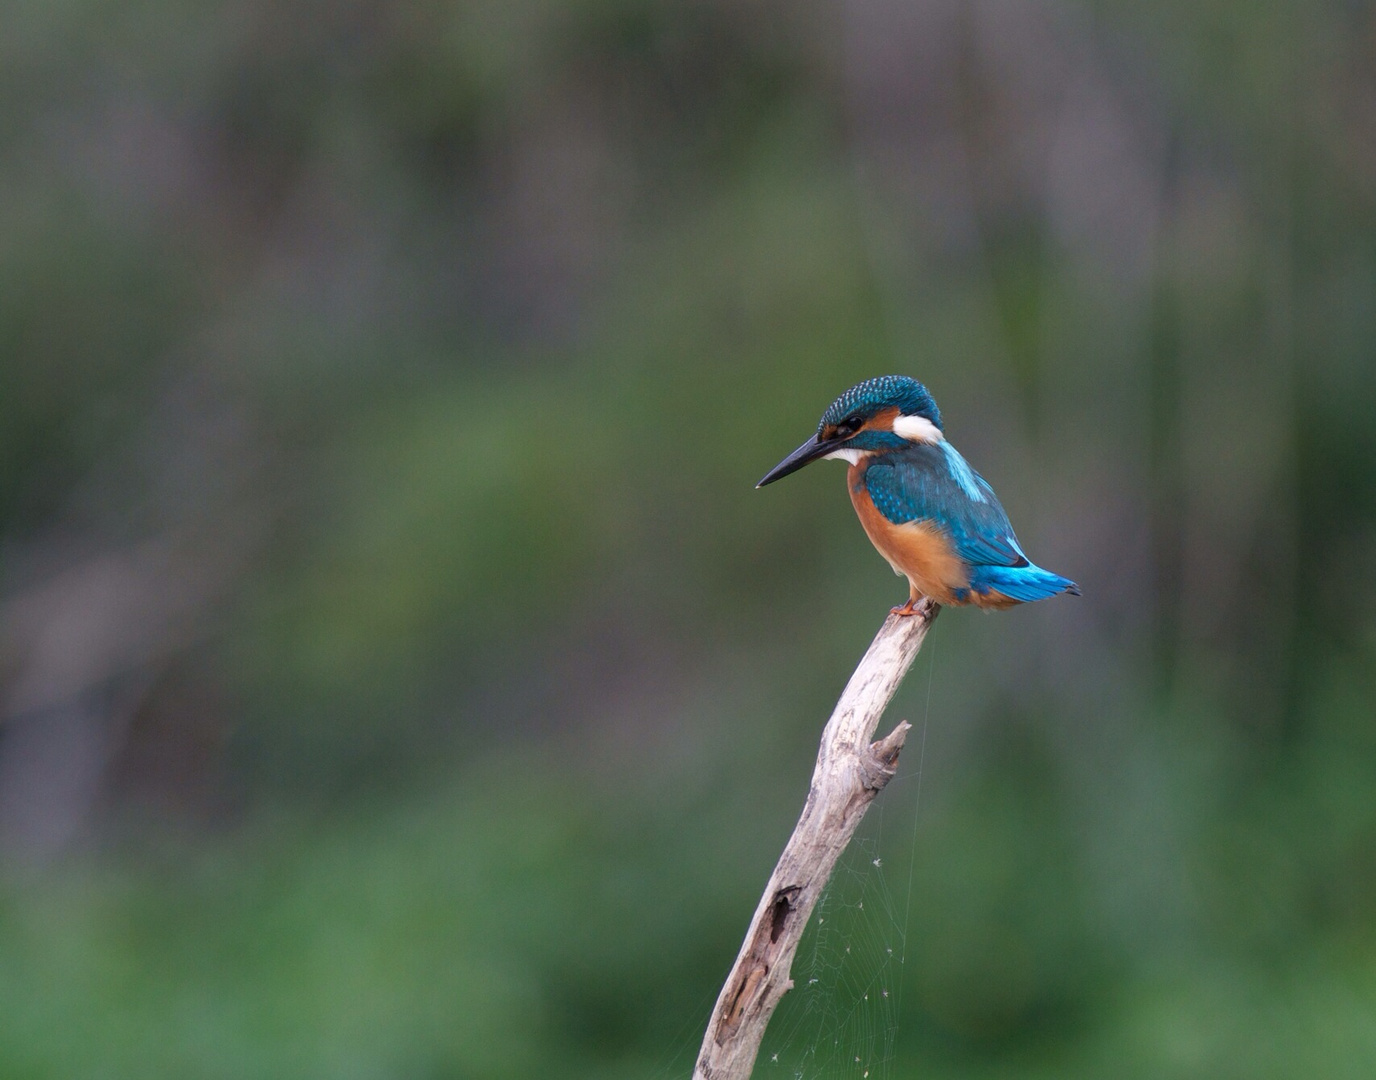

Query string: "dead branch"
[[693, 599, 939, 1080]]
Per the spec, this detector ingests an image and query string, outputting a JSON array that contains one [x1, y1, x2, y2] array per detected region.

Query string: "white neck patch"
[[824, 448, 865, 465], [892, 414, 943, 443]]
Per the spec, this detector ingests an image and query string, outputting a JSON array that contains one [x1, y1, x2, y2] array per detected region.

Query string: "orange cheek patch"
[[861, 406, 901, 434]]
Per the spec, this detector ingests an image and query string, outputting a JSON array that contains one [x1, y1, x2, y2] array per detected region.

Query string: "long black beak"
[[756, 433, 846, 487]]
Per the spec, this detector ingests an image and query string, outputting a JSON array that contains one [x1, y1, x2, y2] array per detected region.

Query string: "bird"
[[757, 375, 1079, 614]]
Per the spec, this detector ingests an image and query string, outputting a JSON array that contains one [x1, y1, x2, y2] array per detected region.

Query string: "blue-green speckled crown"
[[819, 376, 942, 431]]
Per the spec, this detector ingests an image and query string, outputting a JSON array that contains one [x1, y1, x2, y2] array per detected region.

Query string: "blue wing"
[[864, 442, 1029, 568], [864, 442, 1079, 602]]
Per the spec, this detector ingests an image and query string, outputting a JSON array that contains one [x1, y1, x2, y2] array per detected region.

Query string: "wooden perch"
[[693, 599, 940, 1080]]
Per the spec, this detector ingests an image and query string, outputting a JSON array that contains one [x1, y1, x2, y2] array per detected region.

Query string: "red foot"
[[890, 598, 922, 617]]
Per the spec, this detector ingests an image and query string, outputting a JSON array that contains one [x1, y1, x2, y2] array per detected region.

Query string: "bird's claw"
[[890, 598, 923, 617]]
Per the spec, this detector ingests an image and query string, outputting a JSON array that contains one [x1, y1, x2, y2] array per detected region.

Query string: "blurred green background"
[[2, 0, 1375, 1076]]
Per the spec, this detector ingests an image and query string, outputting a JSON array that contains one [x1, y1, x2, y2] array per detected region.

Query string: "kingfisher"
[[758, 375, 1079, 614]]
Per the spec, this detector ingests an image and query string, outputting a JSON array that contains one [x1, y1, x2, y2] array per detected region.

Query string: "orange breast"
[[848, 462, 971, 605]]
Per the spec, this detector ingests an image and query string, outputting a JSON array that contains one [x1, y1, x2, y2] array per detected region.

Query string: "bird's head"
[[756, 375, 943, 487]]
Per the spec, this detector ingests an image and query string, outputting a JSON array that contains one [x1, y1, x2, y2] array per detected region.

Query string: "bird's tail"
[[971, 563, 1080, 603]]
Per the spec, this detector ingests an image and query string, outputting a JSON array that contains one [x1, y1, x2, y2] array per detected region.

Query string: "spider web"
[[651, 803, 918, 1080], [755, 824, 909, 1080]]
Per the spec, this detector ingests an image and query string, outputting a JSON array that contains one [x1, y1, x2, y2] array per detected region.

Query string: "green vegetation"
[[2, 0, 1374, 1075]]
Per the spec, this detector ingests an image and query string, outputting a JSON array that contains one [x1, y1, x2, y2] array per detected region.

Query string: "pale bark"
[[693, 599, 940, 1080]]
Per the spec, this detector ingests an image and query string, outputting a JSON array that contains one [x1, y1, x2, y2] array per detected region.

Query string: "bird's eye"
[[841, 416, 863, 434]]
